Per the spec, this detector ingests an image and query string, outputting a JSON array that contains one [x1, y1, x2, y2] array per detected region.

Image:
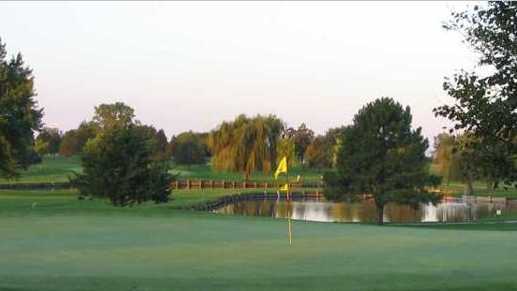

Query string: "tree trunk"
[[376, 204, 385, 225], [464, 171, 474, 196]]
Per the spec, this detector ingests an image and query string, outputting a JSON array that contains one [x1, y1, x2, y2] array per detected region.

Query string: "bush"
[[71, 125, 173, 206]]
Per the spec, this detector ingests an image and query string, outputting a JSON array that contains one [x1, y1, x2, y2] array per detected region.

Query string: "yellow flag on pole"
[[274, 156, 288, 179]]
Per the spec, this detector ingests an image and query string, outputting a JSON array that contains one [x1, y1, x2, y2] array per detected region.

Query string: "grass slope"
[[1, 189, 517, 291], [0, 156, 81, 184]]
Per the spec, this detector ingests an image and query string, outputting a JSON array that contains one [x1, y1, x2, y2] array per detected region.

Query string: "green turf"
[[0, 156, 326, 185], [2, 156, 516, 198], [1, 189, 517, 291], [171, 163, 326, 183], [436, 181, 517, 197], [0, 155, 81, 184]]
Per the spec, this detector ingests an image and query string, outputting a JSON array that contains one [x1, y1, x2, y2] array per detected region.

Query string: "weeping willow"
[[208, 114, 284, 179]]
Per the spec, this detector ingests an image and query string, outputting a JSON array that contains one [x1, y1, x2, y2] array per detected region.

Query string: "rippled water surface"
[[214, 197, 517, 223]]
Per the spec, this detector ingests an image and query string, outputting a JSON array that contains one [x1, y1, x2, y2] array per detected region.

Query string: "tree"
[[93, 102, 135, 130], [325, 98, 441, 225], [286, 123, 314, 164], [35, 127, 62, 155], [34, 138, 49, 157], [276, 136, 296, 165], [168, 135, 177, 157], [208, 114, 284, 179], [155, 129, 169, 159], [173, 131, 206, 165], [304, 136, 329, 169], [432, 133, 458, 185], [59, 121, 97, 157], [70, 104, 172, 206], [0, 38, 43, 178], [304, 127, 346, 169], [433, 132, 515, 195], [434, 2, 517, 186]]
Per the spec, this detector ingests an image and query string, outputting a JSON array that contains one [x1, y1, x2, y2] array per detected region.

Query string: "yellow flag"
[[279, 183, 289, 192], [274, 156, 288, 179]]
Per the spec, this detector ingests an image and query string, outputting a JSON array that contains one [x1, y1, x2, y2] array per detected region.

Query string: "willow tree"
[[208, 114, 284, 179]]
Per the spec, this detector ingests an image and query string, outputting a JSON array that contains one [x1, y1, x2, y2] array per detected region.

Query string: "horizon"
[[0, 1, 480, 140]]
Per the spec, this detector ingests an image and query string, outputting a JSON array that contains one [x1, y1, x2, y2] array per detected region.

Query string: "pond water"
[[213, 197, 517, 223]]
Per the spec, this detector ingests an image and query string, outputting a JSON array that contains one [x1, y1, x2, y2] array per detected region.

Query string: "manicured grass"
[[436, 181, 517, 198], [0, 156, 327, 184], [171, 163, 326, 183], [0, 155, 81, 184], [3, 156, 516, 198], [1, 189, 517, 291]]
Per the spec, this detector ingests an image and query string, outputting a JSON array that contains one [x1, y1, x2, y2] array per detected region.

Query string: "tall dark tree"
[[325, 98, 441, 224], [434, 2, 517, 186], [155, 129, 168, 158], [0, 38, 43, 178], [173, 131, 206, 165]]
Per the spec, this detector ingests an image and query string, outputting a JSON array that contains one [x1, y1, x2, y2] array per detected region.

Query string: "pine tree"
[[325, 98, 441, 224]]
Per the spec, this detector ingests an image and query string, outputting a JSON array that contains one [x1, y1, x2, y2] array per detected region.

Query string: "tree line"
[[0, 2, 515, 224]]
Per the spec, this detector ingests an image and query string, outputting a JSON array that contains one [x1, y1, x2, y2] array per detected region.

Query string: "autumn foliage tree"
[[59, 122, 97, 157]]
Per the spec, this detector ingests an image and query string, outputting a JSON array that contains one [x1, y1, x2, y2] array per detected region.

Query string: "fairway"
[[1, 190, 517, 291]]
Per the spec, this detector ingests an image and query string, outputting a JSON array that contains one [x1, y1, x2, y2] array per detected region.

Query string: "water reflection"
[[214, 197, 517, 223]]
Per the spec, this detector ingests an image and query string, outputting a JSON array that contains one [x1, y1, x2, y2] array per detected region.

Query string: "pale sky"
[[0, 1, 479, 142]]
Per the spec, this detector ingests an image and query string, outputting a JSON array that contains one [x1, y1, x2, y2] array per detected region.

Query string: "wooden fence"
[[170, 179, 324, 190]]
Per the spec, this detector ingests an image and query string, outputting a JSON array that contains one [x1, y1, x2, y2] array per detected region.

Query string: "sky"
[[0, 1, 480, 142]]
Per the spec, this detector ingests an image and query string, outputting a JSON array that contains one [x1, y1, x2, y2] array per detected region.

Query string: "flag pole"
[[287, 160, 292, 245]]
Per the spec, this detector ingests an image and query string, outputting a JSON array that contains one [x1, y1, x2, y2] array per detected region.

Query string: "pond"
[[213, 196, 517, 223]]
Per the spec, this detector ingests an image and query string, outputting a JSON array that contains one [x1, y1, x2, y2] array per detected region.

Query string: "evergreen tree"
[[325, 98, 441, 224], [0, 38, 43, 178]]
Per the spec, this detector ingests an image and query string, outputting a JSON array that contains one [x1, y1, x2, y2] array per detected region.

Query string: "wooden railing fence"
[[170, 179, 324, 190]]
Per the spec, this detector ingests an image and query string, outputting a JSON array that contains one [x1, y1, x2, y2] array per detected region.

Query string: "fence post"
[[187, 179, 191, 190]]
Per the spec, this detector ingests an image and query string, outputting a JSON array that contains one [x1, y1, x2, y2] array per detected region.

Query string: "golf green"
[[1, 193, 517, 291]]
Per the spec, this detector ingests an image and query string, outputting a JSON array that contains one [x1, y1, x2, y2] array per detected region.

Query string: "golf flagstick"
[[274, 156, 292, 245]]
